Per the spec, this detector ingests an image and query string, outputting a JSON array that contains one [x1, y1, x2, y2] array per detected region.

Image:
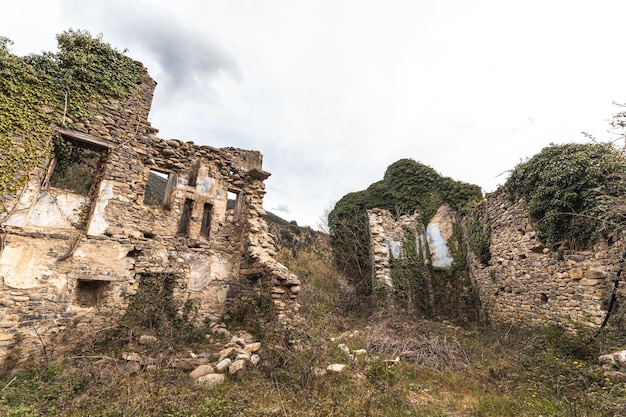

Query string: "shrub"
[[506, 143, 626, 249]]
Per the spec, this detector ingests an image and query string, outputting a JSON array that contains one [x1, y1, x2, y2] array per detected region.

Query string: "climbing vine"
[[0, 30, 144, 216], [388, 224, 481, 322], [466, 209, 491, 265], [329, 158, 482, 300], [390, 227, 432, 316]]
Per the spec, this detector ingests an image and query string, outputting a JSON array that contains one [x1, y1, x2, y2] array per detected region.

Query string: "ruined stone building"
[[367, 189, 623, 328], [0, 70, 300, 361]]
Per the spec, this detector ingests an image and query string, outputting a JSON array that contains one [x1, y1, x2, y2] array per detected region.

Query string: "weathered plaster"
[[0, 244, 49, 289], [426, 224, 453, 268], [87, 181, 114, 236]]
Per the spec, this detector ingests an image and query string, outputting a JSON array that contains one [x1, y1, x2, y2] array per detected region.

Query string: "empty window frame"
[[226, 189, 242, 221], [42, 134, 107, 195], [144, 169, 175, 208], [200, 203, 213, 237], [177, 198, 194, 237]]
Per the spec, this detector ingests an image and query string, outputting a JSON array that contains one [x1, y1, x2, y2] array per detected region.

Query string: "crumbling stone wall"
[[367, 205, 457, 297], [0, 72, 299, 361], [367, 189, 622, 328], [468, 187, 620, 327]]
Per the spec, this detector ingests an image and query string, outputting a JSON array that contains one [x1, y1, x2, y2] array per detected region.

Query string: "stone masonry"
[[468, 187, 620, 328], [0, 70, 300, 362]]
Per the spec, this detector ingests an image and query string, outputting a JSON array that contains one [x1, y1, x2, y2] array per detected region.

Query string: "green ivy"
[[0, 30, 144, 214], [390, 227, 432, 316], [506, 143, 626, 248], [329, 158, 482, 299], [387, 223, 481, 322], [467, 209, 491, 265]]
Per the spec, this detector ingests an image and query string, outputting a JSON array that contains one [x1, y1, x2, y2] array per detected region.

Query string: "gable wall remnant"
[[0, 72, 300, 362]]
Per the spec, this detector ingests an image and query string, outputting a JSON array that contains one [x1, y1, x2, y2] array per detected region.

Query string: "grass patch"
[[3, 244, 626, 416]]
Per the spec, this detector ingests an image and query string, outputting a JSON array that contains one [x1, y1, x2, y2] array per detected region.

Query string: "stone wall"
[[367, 188, 622, 328], [0, 71, 299, 362], [467, 187, 620, 328]]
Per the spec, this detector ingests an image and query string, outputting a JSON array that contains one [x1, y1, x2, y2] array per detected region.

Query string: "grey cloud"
[[60, 1, 242, 99], [121, 22, 242, 96], [271, 204, 291, 214]]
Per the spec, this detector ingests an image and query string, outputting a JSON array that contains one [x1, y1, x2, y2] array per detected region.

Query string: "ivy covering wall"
[[0, 30, 144, 215], [328, 158, 482, 303], [505, 142, 626, 249]]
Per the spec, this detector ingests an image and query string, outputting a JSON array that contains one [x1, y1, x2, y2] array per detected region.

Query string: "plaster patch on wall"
[[73, 242, 132, 263], [0, 244, 49, 289], [87, 181, 114, 236], [3, 181, 40, 227], [28, 191, 86, 229], [416, 232, 428, 261], [197, 178, 211, 194], [209, 255, 231, 282], [188, 256, 211, 291], [426, 224, 454, 268]]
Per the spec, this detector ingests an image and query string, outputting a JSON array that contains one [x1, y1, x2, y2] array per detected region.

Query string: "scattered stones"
[[326, 364, 347, 373], [184, 331, 263, 387], [170, 358, 209, 371], [599, 349, 626, 370], [215, 358, 232, 373], [138, 335, 158, 345], [195, 373, 225, 387], [190, 364, 215, 379], [245, 342, 261, 353], [229, 359, 246, 376]]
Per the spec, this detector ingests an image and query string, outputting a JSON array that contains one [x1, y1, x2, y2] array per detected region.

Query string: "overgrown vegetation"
[[328, 158, 482, 310], [388, 223, 481, 322], [0, 30, 144, 215], [3, 220, 626, 416], [506, 142, 626, 249], [389, 228, 433, 316], [466, 205, 492, 264]]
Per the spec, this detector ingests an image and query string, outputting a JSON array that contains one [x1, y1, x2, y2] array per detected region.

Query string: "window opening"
[[227, 189, 242, 221], [144, 169, 175, 208], [177, 198, 194, 237], [43, 135, 106, 195], [188, 163, 199, 187], [200, 203, 213, 237], [226, 190, 237, 210], [76, 279, 110, 307]]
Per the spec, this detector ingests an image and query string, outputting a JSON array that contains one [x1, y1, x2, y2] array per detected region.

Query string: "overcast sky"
[[3, 1, 626, 228]]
